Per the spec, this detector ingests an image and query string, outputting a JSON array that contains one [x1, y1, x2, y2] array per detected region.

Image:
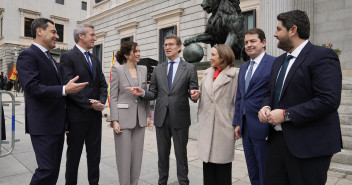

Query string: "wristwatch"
[[284, 110, 291, 121]]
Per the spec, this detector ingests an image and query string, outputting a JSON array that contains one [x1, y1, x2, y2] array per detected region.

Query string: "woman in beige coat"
[[110, 41, 151, 185], [193, 44, 238, 185]]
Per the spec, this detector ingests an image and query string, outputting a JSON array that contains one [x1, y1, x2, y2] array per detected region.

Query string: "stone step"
[[339, 114, 352, 125], [338, 105, 352, 114], [329, 162, 352, 175], [342, 136, 352, 150], [341, 125, 352, 137], [342, 90, 352, 97], [331, 149, 352, 166], [340, 98, 352, 105]]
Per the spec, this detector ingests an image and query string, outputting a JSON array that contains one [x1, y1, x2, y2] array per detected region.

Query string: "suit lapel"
[[123, 64, 134, 87], [90, 54, 97, 80], [246, 54, 268, 94], [161, 62, 169, 91], [73, 46, 94, 80], [170, 60, 186, 92], [31, 45, 61, 83], [137, 65, 143, 88], [280, 42, 312, 98]]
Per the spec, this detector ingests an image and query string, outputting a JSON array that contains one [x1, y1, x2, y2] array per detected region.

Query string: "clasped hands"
[[258, 107, 285, 125]]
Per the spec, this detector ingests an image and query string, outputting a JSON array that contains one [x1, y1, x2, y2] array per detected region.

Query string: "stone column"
[[259, 0, 293, 57], [294, 0, 314, 41]]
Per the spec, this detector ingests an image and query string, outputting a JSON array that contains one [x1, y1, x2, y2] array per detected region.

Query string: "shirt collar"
[[288, 40, 309, 58], [33, 43, 48, 53], [251, 52, 265, 65], [168, 57, 181, 64], [76, 44, 89, 54]]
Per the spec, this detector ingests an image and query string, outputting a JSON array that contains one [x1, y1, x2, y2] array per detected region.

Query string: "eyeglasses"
[[164, 43, 177, 48]]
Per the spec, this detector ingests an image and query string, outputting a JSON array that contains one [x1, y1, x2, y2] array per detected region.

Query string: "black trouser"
[[65, 118, 102, 185], [264, 130, 332, 185], [156, 111, 189, 185], [203, 162, 232, 185]]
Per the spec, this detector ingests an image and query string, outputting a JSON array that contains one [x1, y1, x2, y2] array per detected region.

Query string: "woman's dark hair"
[[115, 41, 138, 64]]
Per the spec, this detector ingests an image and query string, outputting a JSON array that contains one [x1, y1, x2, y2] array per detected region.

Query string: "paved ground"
[[0, 92, 351, 185]]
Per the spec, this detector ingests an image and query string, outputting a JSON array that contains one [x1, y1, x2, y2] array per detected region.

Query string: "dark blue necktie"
[[168, 61, 175, 90], [273, 55, 293, 108], [45, 51, 58, 73], [84, 51, 94, 74], [245, 61, 255, 92]]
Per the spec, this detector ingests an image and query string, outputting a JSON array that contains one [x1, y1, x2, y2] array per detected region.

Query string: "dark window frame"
[[243, 9, 256, 33], [55, 0, 64, 5], [82, 1, 87, 11], [159, 26, 177, 63], [93, 44, 103, 63], [55, 23, 64, 42], [0, 17, 3, 37], [24, 17, 34, 37], [95, 0, 104, 3], [120, 36, 134, 45]]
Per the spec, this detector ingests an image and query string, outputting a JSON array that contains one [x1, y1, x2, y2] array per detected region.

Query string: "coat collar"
[[203, 66, 237, 101], [122, 63, 142, 87]]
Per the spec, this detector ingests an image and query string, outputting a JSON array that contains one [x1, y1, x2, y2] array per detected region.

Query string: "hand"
[[258, 107, 271, 123], [267, 109, 285, 125], [190, 90, 201, 100], [234, 125, 241, 140], [125, 87, 144, 96], [90, 100, 106, 111], [112, 121, 122, 134], [146, 117, 153, 127], [65, 76, 88, 94]]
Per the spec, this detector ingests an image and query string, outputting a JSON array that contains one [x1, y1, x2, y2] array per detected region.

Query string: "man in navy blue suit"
[[258, 10, 342, 185], [233, 28, 275, 185], [16, 18, 87, 185]]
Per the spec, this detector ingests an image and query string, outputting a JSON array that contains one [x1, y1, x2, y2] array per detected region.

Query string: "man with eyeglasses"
[[126, 34, 198, 185]]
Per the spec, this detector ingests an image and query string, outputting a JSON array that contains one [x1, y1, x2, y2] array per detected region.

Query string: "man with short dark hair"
[[233, 28, 275, 185], [60, 23, 107, 185], [16, 18, 87, 185], [258, 10, 342, 185], [126, 34, 198, 185]]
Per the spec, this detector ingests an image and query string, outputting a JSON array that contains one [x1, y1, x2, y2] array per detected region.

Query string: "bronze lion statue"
[[184, 0, 247, 62]]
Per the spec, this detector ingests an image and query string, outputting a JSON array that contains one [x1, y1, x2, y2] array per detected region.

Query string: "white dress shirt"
[[245, 52, 266, 78], [167, 57, 181, 84]]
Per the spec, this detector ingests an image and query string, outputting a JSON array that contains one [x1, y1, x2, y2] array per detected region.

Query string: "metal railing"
[[0, 91, 19, 158]]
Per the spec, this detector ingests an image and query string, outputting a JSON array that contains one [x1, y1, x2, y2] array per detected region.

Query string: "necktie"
[[168, 61, 175, 90], [273, 55, 293, 108], [245, 61, 255, 92], [45, 51, 58, 73], [84, 51, 94, 74]]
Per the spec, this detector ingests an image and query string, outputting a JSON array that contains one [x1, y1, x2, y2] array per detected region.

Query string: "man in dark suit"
[[258, 10, 342, 185], [127, 35, 198, 185], [60, 23, 107, 185], [233, 28, 275, 185], [16, 18, 87, 185]]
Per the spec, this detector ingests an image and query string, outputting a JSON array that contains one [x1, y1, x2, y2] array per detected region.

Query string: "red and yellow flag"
[[108, 52, 115, 109], [8, 64, 18, 81]]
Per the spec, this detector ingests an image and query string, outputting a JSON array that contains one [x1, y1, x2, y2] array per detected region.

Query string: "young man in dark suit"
[[258, 10, 342, 185], [16, 18, 87, 185], [60, 23, 107, 185], [233, 28, 275, 185], [127, 35, 198, 185]]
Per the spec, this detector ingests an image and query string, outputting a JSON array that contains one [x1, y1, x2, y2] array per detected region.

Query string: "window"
[[243, 10, 256, 32], [24, 17, 34, 37], [55, 23, 64, 42], [120, 36, 133, 45], [159, 26, 177, 63], [95, 0, 104, 3], [93, 44, 102, 62], [82, 1, 87, 11], [56, 0, 64, 5]]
